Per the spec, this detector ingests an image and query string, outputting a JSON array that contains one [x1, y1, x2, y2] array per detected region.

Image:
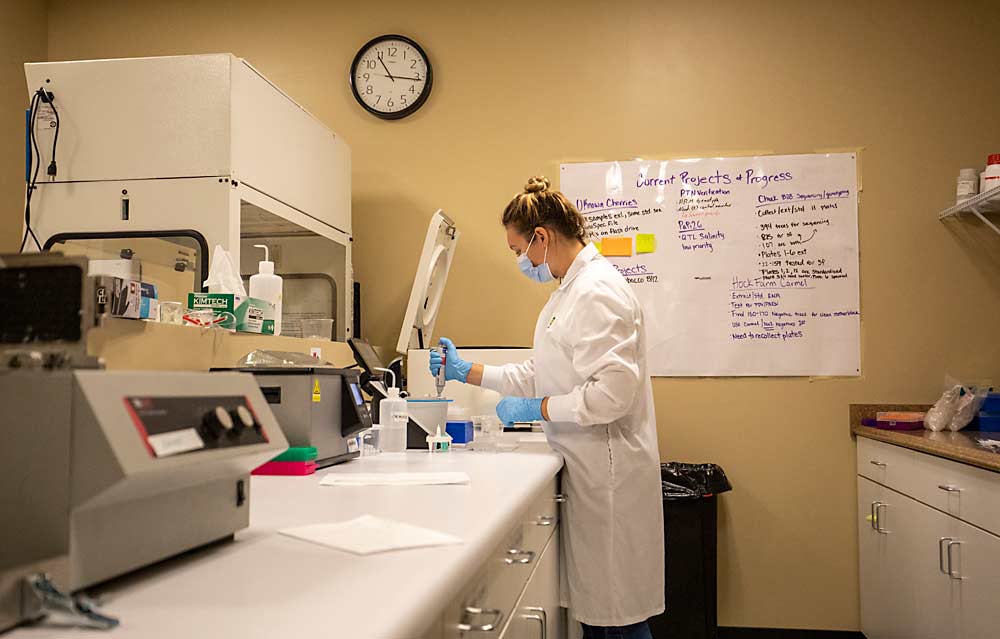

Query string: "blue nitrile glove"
[[429, 337, 472, 383], [496, 396, 544, 425]]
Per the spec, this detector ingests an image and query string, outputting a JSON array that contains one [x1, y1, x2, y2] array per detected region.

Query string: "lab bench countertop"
[[850, 403, 1000, 473], [12, 448, 563, 639]]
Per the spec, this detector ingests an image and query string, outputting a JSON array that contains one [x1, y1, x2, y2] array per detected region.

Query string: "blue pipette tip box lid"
[[446, 421, 474, 444]]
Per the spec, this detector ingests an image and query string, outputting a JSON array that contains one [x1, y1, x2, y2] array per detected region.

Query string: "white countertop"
[[14, 448, 562, 639]]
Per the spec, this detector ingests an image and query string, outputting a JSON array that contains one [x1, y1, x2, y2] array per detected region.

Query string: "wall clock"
[[350, 34, 432, 120]]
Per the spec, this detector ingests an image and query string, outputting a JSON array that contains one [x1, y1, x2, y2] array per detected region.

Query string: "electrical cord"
[[20, 87, 58, 253], [43, 90, 59, 178], [21, 90, 43, 252]]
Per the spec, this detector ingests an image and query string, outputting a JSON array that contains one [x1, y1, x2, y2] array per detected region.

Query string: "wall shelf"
[[938, 186, 1000, 236]]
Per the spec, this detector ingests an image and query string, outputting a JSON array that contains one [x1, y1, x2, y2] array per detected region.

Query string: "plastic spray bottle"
[[249, 244, 282, 336]]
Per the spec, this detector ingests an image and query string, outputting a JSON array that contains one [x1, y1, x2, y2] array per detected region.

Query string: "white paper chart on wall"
[[559, 153, 860, 377]]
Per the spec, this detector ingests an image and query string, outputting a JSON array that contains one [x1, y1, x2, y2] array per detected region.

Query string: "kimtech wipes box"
[[187, 293, 275, 335]]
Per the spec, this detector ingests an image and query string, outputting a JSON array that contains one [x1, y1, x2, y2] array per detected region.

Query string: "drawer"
[[908, 449, 1000, 536], [441, 563, 492, 639], [443, 525, 534, 638], [857, 436, 915, 490], [440, 476, 561, 638], [522, 477, 560, 556]]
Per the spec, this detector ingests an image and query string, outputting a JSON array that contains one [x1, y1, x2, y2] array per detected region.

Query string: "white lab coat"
[[482, 242, 665, 626]]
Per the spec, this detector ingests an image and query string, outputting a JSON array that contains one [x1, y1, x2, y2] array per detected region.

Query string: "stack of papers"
[[319, 472, 471, 487], [279, 515, 463, 555]]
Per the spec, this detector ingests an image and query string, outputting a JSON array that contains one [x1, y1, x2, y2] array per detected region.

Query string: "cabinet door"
[[501, 533, 562, 639], [906, 493, 962, 639], [858, 477, 921, 639], [949, 517, 1000, 639]]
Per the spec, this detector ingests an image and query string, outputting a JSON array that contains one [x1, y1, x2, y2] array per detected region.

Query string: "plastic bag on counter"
[[925, 384, 963, 432], [237, 349, 328, 367], [949, 385, 991, 432], [203, 245, 248, 296], [661, 462, 732, 501]]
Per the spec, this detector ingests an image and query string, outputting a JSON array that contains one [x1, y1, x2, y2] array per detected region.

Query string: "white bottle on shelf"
[[957, 168, 979, 203], [249, 244, 283, 336], [980, 154, 1000, 196]]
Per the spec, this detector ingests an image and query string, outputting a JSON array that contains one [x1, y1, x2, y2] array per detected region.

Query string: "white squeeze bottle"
[[381, 385, 409, 427], [249, 244, 283, 336], [379, 385, 409, 453]]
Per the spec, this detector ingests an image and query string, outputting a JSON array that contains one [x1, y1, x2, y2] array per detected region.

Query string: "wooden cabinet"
[[857, 439, 1000, 639]]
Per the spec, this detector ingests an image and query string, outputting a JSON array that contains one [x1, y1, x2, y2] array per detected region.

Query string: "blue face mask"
[[517, 235, 554, 283]]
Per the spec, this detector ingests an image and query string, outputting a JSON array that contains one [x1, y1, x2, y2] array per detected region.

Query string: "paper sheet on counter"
[[279, 515, 463, 555], [319, 471, 471, 487]]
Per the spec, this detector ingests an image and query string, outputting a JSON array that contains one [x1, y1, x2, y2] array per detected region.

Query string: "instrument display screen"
[[349, 383, 365, 406]]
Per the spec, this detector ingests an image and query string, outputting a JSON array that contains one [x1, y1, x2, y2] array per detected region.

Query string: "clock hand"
[[378, 74, 422, 82], [377, 54, 395, 82]]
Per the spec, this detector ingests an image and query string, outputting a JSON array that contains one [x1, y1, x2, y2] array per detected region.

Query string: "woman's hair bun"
[[524, 176, 550, 194]]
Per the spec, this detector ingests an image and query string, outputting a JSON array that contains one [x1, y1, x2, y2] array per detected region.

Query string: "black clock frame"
[[350, 34, 433, 120]]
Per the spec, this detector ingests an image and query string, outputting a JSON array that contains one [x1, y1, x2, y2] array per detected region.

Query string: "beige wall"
[[22, 0, 1000, 630], [0, 1, 47, 252]]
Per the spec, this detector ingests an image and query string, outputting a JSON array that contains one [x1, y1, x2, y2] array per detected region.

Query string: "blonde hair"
[[502, 176, 588, 243]]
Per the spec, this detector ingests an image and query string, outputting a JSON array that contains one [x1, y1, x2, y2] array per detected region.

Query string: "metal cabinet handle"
[[535, 515, 555, 527], [458, 607, 503, 632], [947, 540, 963, 580], [522, 611, 547, 639], [553, 494, 567, 503], [505, 549, 536, 565], [939, 537, 954, 575], [938, 485, 962, 493], [870, 460, 887, 468], [874, 503, 889, 534], [525, 606, 547, 623], [870, 502, 879, 531]]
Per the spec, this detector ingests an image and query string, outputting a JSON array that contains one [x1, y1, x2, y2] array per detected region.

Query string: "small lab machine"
[[213, 366, 373, 467], [0, 254, 288, 631], [395, 212, 535, 437], [22, 53, 354, 339]]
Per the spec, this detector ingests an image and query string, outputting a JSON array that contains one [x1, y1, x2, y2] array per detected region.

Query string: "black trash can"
[[648, 463, 732, 639]]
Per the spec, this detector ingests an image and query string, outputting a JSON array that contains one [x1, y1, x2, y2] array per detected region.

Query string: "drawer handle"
[[939, 537, 953, 575], [458, 607, 503, 632], [870, 502, 878, 531], [523, 610, 547, 639], [869, 461, 887, 468], [535, 515, 555, 527], [947, 540, 964, 580], [505, 549, 536, 565], [938, 485, 962, 493], [553, 494, 567, 503]]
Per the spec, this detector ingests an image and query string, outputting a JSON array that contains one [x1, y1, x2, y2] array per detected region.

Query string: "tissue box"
[[187, 292, 276, 335], [235, 296, 276, 334]]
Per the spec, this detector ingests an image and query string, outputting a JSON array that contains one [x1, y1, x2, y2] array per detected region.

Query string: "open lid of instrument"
[[396, 210, 459, 355]]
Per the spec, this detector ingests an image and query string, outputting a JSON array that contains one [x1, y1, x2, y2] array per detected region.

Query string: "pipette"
[[435, 345, 446, 398]]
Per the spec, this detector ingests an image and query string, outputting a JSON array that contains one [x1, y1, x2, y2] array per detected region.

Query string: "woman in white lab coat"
[[431, 176, 664, 639]]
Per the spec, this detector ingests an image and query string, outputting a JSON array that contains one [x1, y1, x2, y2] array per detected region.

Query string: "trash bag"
[[661, 462, 732, 500]]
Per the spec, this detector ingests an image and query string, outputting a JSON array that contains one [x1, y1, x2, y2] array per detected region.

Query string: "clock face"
[[350, 35, 432, 120]]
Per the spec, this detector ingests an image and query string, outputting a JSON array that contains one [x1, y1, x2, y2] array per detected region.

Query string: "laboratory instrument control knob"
[[202, 406, 234, 438], [232, 405, 256, 430]]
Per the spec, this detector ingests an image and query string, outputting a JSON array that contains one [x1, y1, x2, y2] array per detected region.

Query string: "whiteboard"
[[559, 153, 860, 377]]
